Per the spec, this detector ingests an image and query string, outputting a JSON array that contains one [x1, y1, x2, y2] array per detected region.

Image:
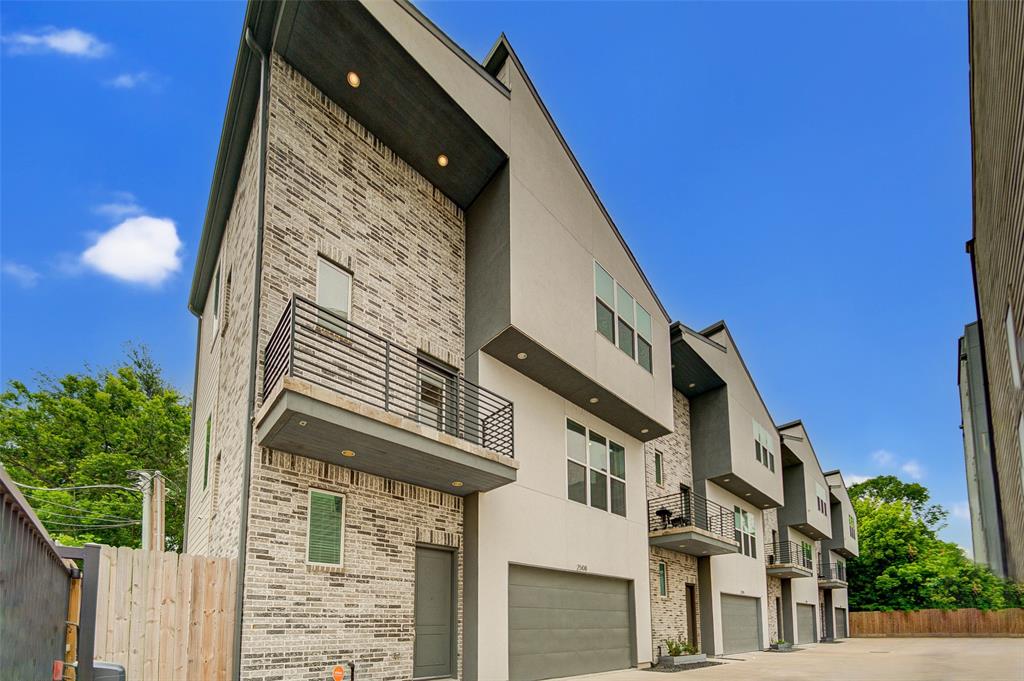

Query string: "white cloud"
[[2, 261, 41, 287], [952, 502, 971, 521], [845, 474, 872, 486], [901, 460, 925, 480], [105, 71, 149, 89], [94, 192, 144, 219], [958, 544, 974, 560], [3, 27, 109, 58], [81, 216, 182, 285], [871, 449, 895, 467]]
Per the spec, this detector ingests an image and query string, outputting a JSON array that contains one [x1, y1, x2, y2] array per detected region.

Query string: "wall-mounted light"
[[346, 71, 361, 88]]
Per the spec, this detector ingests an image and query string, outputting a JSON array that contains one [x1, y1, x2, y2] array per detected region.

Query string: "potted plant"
[[769, 639, 792, 651], [660, 638, 707, 666]]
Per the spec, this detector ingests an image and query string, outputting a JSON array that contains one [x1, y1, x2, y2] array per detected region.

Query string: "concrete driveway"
[[548, 638, 1024, 681]]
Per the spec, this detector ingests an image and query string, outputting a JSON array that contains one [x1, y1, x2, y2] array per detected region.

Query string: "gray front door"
[[796, 603, 816, 644], [835, 607, 848, 638], [414, 547, 454, 679], [508, 565, 632, 681], [720, 594, 761, 653]]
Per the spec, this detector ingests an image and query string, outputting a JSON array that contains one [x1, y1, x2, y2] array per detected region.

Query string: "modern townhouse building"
[[185, 2, 860, 679], [184, 1, 676, 680], [645, 322, 785, 656], [821, 470, 858, 640], [958, 0, 1024, 581]]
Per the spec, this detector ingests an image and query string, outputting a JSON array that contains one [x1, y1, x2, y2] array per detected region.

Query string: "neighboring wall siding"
[[241, 452, 463, 681], [187, 117, 260, 558], [648, 547, 700, 657], [970, 0, 1024, 581]]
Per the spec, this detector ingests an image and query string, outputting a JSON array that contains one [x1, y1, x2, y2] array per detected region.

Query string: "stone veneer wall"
[[645, 390, 693, 496], [236, 54, 472, 681], [649, 547, 700, 659], [766, 576, 782, 642], [186, 117, 260, 558], [241, 452, 463, 680]]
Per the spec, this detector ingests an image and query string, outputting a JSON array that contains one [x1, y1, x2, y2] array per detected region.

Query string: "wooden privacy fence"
[[851, 608, 1024, 637], [93, 546, 237, 681]]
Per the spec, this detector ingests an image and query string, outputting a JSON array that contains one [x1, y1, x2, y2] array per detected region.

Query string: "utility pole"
[[137, 470, 166, 551]]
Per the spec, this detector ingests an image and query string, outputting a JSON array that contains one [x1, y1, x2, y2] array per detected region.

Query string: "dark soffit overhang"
[[670, 323, 726, 398]]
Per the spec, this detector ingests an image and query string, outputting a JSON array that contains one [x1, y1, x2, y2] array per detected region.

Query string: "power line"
[[34, 508, 139, 523], [21, 494, 138, 520], [14, 481, 141, 494], [45, 520, 142, 529]]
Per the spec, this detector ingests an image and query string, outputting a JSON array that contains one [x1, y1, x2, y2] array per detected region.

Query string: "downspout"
[[182, 315, 203, 553], [233, 27, 269, 681]]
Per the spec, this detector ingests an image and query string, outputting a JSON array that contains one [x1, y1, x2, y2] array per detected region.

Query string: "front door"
[[414, 547, 454, 679], [685, 584, 698, 648]]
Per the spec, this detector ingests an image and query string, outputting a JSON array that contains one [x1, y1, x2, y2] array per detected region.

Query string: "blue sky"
[[1, 2, 974, 549]]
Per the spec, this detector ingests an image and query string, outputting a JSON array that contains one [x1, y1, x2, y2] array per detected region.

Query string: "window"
[[801, 541, 813, 566], [593, 260, 653, 372], [220, 270, 232, 335], [212, 267, 221, 329], [307, 489, 345, 566], [317, 257, 352, 334], [654, 450, 663, 486], [1009, 306, 1022, 390], [753, 420, 775, 472], [734, 506, 757, 558], [203, 415, 211, 490], [417, 359, 455, 434], [816, 483, 828, 516], [594, 262, 615, 344], [849, 513, 857, 540], [566, 419, 626, 517], [658, 561, 667, 597]]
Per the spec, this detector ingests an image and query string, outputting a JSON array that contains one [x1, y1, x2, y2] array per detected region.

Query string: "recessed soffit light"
[[298, 420, 308, 427], [341, 450, 356, 457], [641, 428, 649, 434], [516, 352, 528, 360], [688, 383, 696, 389], [346, 71, 361, 88], [589, 397, 599, 404], [437, 154, 449, 167], [451, 480, 464, 487], [745, 492, 752, 497]]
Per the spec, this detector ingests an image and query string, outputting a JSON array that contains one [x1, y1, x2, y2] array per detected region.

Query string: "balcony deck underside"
[[256, 377, 518, 496], [818, 578, 847, 590], [766, 563, 814, 579], [648, 526, 739, 557]]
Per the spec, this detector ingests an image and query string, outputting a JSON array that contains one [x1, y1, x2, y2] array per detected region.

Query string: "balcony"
[[765, 541, 814, 578], [256, 295, 518, 495], [817, 559, 848, 589], [647, 488, 738, 557]]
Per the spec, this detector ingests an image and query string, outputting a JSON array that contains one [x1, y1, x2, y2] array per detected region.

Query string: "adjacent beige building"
[[184, 2, 858, 679]]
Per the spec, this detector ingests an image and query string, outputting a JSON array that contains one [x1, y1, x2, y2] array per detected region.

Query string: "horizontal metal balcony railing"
[[818, 559, 847, 582], [647, 488, 735, 541], [766, 541, 813, 570], [263, 295, 514, 457]]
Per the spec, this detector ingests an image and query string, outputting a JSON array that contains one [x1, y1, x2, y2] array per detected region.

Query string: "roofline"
[[777, 418, 803, 431], [697, 321, 779, 429], [671, 321, 727, 353], [482, 33, 671, 322], [823, 469, 841, 476], [188, 0, 279, 315]]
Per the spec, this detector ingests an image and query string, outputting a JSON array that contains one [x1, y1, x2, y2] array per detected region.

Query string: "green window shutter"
[[308, 490, 344, 565], [203, 416, 211, 489]]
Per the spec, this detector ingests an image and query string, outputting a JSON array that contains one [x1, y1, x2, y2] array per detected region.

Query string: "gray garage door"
[[720, 594, 761, 654], [508, 565, 632, 681], [835, 607, 848, 638], [797, 604, 816, 644]]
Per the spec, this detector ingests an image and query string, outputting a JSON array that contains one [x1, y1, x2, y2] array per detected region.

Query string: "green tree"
[[848, 474, 947, 529], [847, 478, 1019, 611], [0, 346, 190, 550]]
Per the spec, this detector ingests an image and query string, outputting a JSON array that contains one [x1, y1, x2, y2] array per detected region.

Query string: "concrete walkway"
[[547, 638, 1024, 681]]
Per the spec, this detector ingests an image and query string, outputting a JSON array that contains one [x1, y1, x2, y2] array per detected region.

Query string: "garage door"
[[720, 594, 761, 654], [508, 565, 632, 681], [796, 604, 816, 644], [835, 607, 848, 638]]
